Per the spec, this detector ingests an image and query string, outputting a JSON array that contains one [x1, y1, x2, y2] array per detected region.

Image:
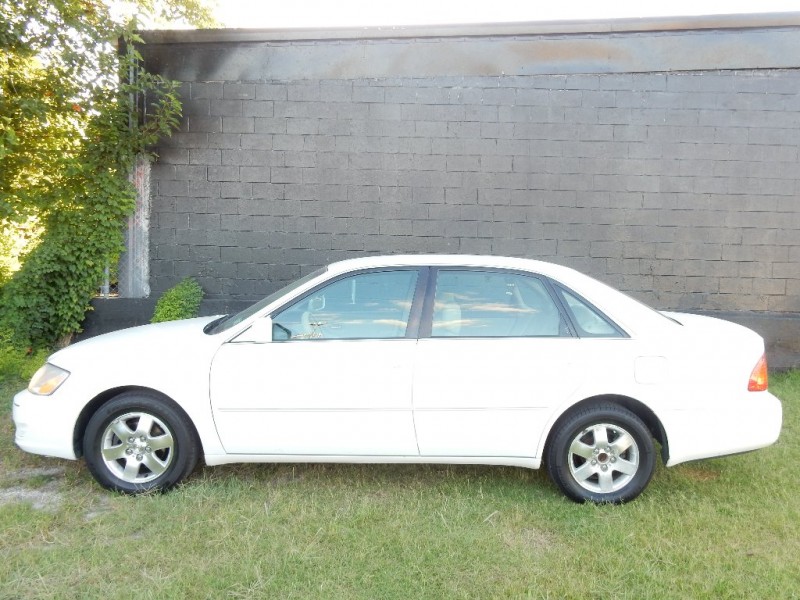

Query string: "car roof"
[[323, 254, 674, 337], [326, 254, 575, 278]]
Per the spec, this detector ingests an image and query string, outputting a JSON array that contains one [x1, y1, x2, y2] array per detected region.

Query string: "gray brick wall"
[[149, 68, 800, 315]]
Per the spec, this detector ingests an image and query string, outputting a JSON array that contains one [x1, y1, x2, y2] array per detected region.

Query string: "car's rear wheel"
[[83, 392, 199, 494], [546, 404, 655, 503]]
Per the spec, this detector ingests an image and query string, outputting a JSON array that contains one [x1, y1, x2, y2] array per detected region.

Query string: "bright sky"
[[215, 0, 800, 29]]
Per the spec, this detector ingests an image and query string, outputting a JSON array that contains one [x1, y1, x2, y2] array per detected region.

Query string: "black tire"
[[83, 391, 200, 494], [546, 403, 655, 504]]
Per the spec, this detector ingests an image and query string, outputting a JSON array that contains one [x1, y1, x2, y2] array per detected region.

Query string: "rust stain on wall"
[[507, 39, 634, 73]]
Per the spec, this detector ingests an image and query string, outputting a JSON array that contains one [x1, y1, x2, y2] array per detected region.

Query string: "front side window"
[[272, 270, 419, 340], [205, 267, 326, 335], [431, 270, 567, 337]]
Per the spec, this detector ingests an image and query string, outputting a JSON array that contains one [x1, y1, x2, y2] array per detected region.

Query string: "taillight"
[[748, 354, 768, 392]]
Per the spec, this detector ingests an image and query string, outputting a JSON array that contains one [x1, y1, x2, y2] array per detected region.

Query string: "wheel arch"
[[543, 394, 669, 465], [72, 386, 203, 459]]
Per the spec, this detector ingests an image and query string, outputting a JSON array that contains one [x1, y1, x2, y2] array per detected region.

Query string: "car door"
[[210, 268, 424, 455], [413, 269, 589, 459]]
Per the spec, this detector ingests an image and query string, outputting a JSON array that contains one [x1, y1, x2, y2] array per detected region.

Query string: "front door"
[[210, 269, 422, 456]]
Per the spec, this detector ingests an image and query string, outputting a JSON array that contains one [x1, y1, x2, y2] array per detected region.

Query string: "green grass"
[[2, 358, 799, 599]]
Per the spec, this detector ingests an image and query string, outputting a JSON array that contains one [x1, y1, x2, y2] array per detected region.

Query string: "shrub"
[[151, 278, 204, 323], [0, 327, 49, 383]]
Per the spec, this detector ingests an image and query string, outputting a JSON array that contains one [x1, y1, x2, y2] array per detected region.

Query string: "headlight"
[[28, 363, 70, 396]]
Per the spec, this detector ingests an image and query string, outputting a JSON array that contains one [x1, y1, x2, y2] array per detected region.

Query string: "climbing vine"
[[0, 1, 210, 347]]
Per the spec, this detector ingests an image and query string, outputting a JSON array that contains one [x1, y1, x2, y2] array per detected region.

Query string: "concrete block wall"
[[132, 17, 800, 367], [149, 68, 800, 316]]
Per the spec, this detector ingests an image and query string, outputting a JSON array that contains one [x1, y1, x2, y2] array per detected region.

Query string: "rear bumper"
[[12, 390, 79, 460], [664, 390, 782, 466]]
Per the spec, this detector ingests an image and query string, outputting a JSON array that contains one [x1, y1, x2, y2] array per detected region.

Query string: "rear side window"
[[431, 270, 568, 337], [556, 287, 624, 338]]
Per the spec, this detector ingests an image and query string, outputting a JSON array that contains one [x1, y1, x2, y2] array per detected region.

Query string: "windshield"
[[204, 267, 327, 335]]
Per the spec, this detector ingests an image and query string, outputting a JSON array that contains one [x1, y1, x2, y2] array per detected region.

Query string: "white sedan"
[[13, 255, 782, 503]]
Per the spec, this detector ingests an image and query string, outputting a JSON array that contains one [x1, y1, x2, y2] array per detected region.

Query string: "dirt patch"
[[502, 527, 557, 552], [679, 465, 721, 482], [0, 466, 66, 511], [0, 480, 63, 511], [6, 466, 66, 481], [84, 495, 114, 521]]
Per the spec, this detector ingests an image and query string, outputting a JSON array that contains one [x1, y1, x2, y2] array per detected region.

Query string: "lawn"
[[1, 353, 798, 599]]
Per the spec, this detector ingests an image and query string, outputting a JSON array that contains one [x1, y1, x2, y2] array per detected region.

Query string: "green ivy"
[[151, 278, 204, 323], [0, 25, 182, 348]]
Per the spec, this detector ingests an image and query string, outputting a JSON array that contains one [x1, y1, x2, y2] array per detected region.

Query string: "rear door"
[[413, 269, 587, 458]]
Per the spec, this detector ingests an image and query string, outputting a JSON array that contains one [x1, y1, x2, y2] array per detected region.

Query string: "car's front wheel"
[[546, 403, 656, 503], [83, 392, 200, 494]]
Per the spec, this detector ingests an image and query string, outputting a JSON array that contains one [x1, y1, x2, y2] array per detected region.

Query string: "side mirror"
[[233, 316, 273, 344]]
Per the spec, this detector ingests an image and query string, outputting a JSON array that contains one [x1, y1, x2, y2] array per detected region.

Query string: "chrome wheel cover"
[[567, 423, 640, 494], [100, 412, 175, 484]]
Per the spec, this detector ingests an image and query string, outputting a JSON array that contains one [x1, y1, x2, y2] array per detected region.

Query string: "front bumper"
[[12, 389, 79, 460]]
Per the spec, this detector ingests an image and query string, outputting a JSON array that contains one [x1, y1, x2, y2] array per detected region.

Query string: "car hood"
[[47, 316, 222, 372]]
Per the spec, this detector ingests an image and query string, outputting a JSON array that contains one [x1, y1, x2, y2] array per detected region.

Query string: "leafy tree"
[[0, 0, 214, 347]]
